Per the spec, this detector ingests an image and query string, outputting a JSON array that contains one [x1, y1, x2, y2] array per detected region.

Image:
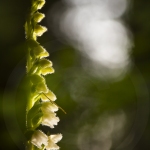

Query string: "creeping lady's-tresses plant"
[[24, 0, 64, 149]]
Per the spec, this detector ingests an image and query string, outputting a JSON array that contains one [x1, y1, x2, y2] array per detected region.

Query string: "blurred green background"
[[1, 0, 150, 150]]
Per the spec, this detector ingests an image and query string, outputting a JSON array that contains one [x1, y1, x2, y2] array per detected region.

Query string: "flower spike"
[[24, 0, 64, 149]]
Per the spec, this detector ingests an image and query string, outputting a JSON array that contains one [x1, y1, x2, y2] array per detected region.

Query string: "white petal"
[[42, 112, 59, 128], [50, 134, 63, 144], [41, 101, 58, 113], [31, 130, 48, 149], [46, 138, 60, 150]]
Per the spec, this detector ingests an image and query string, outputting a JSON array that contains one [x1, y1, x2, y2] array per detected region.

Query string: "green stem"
[[27, 49, 31, 73], [26, 141, 34, 150], [26, 96, 34, 128]]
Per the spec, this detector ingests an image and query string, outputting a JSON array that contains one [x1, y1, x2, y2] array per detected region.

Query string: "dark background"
[[0, 0, 150, 150]]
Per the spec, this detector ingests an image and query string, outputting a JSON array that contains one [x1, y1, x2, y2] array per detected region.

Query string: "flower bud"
[[35, 82, 48, 93], [33, 46, 49, 58], [41, 67, 55, 75], [33, 12, 45, 23], [29, 39, 49, 58], [34, 25, 47, 36], [37, 0, 45, 10], [28, 39, 39, 48], [38, 59, 53, 68]]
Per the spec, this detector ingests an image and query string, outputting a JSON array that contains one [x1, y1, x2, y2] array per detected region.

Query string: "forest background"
[[0, 0, 150, 150]]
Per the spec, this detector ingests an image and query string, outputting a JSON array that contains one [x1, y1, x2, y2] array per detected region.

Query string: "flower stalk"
[[24, 0, 63, 149]]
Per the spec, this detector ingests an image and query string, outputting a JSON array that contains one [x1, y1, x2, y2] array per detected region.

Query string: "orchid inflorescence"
[[24, 0, 64, 149]]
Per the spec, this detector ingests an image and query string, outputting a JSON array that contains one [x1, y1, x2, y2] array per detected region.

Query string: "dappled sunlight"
[[64, 0, 128, 19], [77, 111, 126, 150], [1, 0, 150, 150], [47, 0, 132, 79]]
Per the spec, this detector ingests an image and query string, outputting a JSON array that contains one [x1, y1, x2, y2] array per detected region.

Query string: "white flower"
[[42, 112, 59, 128], [50, 134, 62, 143], [46, 134, 63, 150], [41, 101, 58, 113], [31, 130, 48, 149], [41, 101, 59, 128]]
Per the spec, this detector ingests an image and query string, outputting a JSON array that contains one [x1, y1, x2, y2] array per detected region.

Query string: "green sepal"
[[28, 65, 38, 74], [30, 74, 45, 84], [27, 39, 39, 48], [31, 46, 49, 59], [31, 112, 43, 128], [33, 145, 44, 150], [27, 103, 42, 120], [35, 82, 48, 93], [38, 59, 52, 68]]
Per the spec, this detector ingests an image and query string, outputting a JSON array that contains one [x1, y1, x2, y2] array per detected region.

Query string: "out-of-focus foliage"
[[1, 0, 150, 150]]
